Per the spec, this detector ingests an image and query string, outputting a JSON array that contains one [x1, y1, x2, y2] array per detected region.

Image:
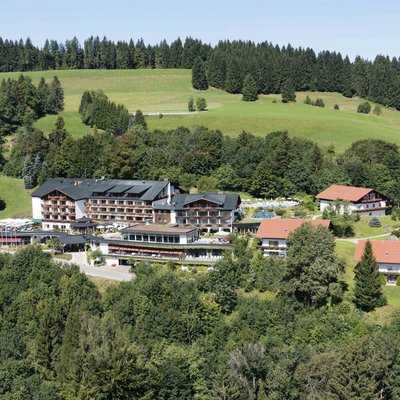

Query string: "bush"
[[274, 207, 286, 216], [380, 274, 387, 285], [304, 95, 313, 105], [314, 98, 325, 107], [0, 197, 5, 211], [397, 276, 400, 286], [334, 104, 340, 110], [392, 230, 400, 238], [357, 101, 371, 114], [188, 97, 195, 112], [368, 217, 382, 227], [373, 105, 382, 115], [196, 97, 207, 111]]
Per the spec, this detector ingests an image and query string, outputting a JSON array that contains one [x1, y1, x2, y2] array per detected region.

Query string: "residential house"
[[316, 184, 390, 216], [355, 240, 400, 285], [256, 218, 331, 257]]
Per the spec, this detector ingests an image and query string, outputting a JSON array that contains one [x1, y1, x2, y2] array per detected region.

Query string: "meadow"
[[0, 69, 399, 151], [0, 175, 32, 219]]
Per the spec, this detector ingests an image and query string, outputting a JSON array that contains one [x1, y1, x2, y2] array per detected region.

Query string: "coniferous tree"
[[191, 56, 208, 90], [242, 74, 258, 102], [131, 109, 147, 129], [224, 59, 243, 94], [354, 240, 386, 311], [188, 97, 195, 112], [281, 78, 296, 103]]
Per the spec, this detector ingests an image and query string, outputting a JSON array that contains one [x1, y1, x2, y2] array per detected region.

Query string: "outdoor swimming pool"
[[251, 211, 275, 219]]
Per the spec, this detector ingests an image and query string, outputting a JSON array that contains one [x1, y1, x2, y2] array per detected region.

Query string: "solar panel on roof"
[[126, 185, 151, 194], [108, 184, 133, 193]]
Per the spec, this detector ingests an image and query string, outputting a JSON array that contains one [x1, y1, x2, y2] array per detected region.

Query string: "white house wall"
[[32, 197, 43, 220], [75, 200, 86, 219]]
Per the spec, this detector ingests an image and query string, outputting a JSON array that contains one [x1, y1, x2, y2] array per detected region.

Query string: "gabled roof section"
[[32, 179, 169, 201], [256, 218, 331, 239], [355, 240, 400, 264], [316, 184, 374, 202], [170, 193, 241, 210]]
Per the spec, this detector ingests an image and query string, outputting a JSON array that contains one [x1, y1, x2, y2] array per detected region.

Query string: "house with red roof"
[[355, 240, 400, 285], [255, 218, 331, 257], [316, 184, 390, 217]]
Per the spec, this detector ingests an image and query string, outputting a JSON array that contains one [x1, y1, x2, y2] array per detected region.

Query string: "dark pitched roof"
[[154, 193, 240, 211], [32, 179, 169, 201]]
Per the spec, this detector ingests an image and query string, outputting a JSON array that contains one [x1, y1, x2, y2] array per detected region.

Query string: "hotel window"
[[149, 235, 156, 242], [268, 241, 279, 247]]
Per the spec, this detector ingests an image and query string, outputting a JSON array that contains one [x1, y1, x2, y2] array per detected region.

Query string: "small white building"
[[316, 184, 390, 217], [256, 218, 331, 257], [355, 240, 400, 285]]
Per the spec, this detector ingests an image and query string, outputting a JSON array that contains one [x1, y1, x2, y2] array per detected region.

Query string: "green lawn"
[[0, 69, 399, 150], [335, 241, 357, 287], [0, 175, 32, 219], [352, 216, 400, 238]]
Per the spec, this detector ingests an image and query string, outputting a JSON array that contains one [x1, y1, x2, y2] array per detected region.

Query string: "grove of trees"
[[0, 229, 395, 399], [0, 36, 400, 109], [4, 120, 400, 211]]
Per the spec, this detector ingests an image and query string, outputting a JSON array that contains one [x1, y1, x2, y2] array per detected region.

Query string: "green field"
[[0, 175, 32, 219], [1, 69, 400, 151]]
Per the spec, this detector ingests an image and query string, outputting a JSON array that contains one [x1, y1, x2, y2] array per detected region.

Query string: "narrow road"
[[65, 252, 133, 281], [336, 233, 391, 244], [0, 248, 133, 282]]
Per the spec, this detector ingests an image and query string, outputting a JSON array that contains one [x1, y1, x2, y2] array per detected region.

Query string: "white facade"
[[32, 197, 43, 220], [260, 238, 288, 257], [319, 199, 388, 217], [75, 200, 86, 219]]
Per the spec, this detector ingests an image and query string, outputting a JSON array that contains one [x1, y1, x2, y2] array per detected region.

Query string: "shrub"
[[334, 104, 340, 110], [392, 230, 400, 238], [304, 95, 313, 105], [368, 217, 382, 227], [188, 97, 195, 112], [357, 101, 371, 114], [196, 97, 207, 111], [314, 98, 325, 107], [397, 276, 400, 286], [0, 197, 5, 211], [274, 207, 286, 216], [158, 113, 163, 119], [380, 274, 387, 285], [373, 105, 382, 115]]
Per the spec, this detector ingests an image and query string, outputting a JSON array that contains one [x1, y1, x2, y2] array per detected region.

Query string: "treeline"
[[79, 90, 130, 135], [0, 231, 397, 398], [3, 120, 400, 206], [0, 75, 64, 136], [1, 36, 400, 108], [0, 36, 210, 71]]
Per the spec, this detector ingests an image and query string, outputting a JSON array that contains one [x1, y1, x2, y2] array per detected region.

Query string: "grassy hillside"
[[0, 175, 32, 219], [1, 69, 400, 151]]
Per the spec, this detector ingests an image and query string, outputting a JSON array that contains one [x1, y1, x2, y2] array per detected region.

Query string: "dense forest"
[[0, 229, 398, 399], [0, 74, 64, 136], [1, 36, 400, 108], [3, 116, 400, 207]]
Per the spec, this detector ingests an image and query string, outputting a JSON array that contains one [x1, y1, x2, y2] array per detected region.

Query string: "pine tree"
[[131, 109, 147, 129], [242, 74, 258, 102], [354, 240, 386, 311], [188, 97, 195, 112], [191, 56, 208, 90], [281, 79, 296, 103], [225, 59, 243, 94]]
